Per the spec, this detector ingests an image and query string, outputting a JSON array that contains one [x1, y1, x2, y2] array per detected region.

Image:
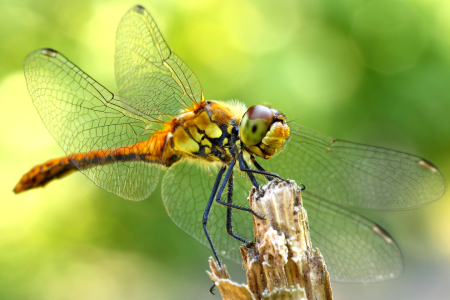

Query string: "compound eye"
[[239, 105, 274, 146]]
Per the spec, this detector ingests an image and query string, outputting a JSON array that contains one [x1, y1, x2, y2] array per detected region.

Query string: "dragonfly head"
[[239, 105, 290, 159]]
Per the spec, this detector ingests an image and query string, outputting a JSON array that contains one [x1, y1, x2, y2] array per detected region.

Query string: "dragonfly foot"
[[209, 283, 216, 295], [299, 183, 306, 191], [252, 211, 265, 220], [245, 241, 255, 247], [227, 229, 251, 244]]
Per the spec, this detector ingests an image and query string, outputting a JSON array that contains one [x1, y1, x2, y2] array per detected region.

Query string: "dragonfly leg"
[[299, 182, 306, 191], [203, 165, 227, 267], [207, 166, 250, 296], [209, 284, 216, 295], [241, 156, 259, 188], [251, 155, 273, 181], [215, 159, 264, 221], [250, 155, 306, 191], [225, 172, 251, 243], [238, 152, 286, 183]]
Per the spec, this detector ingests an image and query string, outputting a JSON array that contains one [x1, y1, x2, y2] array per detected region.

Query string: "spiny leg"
[[224, 171, 251, 243], [251, 155, 273, 181], [238, 152, 285, 184], [241, 156, 259, 188], [215, 158, 263, 220], [209, 284, 216, 295], [203, 165, 226, 268], [250, 154, 306, 191], [208, 163, 248, 295]]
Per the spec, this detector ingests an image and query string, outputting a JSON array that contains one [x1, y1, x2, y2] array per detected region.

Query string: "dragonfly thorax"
[[166, 101, 240, 164]]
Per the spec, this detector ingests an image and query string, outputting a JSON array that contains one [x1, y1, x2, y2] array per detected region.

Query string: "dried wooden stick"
[[207, 179, 333, 300]]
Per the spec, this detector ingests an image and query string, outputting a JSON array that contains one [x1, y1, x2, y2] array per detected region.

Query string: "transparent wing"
[[24, 49, 160, 201], [161, 160, 403, 282], [115, 5, 204, 119], [304, 191, 403, 283], [161, 160, 254, 263], [261, 123, 446, 210]]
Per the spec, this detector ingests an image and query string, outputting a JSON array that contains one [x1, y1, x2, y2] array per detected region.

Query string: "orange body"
[[14, 100, 244, 194]]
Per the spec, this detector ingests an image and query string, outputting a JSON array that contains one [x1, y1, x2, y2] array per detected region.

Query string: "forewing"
[[304, 191, 403, 282], [115, 5, 204, 119], [161, 160, 254, 263], [261, 123, 446, 210], [24, 49, 160, 201]]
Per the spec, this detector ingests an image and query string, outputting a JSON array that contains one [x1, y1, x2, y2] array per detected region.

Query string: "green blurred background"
[[1, 0, 449, 299]]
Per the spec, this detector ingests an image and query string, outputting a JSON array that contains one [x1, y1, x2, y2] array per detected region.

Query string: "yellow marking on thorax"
[[194, 111, 222, 138], [206, 125, 222, 138], [193, 111, 210, 129], [201, 139, 212, 147], [173, 127, 200, 154], [189, 126, 203, 142]]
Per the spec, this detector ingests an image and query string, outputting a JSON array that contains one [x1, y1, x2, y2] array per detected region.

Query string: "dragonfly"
[[14, 5, 445, 284]]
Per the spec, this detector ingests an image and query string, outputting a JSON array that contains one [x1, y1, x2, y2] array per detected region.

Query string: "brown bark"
[[207, 179, 333, 300]]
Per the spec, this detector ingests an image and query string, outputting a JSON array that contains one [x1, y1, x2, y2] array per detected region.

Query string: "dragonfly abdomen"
[[14, 156, 77, 193], [14, 132, 175, 193]]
